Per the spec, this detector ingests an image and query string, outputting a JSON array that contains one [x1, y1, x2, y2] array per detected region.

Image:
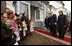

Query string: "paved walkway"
[[19, 28, 71, 45], [21, 32, 64, 45]]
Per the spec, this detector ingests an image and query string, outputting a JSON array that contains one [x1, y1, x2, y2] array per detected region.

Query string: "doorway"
[[30, 5, 36, 26]]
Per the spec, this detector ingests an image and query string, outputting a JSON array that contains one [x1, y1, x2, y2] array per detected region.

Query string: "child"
[[1, 12, 8, 25], [1, 19, 16, 45], [2, 12, 8, 20], [10, 14, 20, 45], [22, 20, 27, 40], [30, 19, 34, 35], [17, 18, 23, 41]]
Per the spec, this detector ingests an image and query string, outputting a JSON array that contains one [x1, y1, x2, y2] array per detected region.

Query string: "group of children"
[[1, 8, 34, 45]]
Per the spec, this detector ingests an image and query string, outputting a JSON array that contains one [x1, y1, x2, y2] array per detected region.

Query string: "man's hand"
[[49, 23, 51, 25], [55, 22, 57, 25], [12, 36, 14, 39]]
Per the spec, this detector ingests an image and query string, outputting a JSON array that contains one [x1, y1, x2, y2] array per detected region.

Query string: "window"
[[40, 9, 44, 21], [36, 8, 40, 20], [35, 8, 44, 21]]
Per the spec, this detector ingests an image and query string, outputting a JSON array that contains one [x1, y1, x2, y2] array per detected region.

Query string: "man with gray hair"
[[49, 11, 57, 37]]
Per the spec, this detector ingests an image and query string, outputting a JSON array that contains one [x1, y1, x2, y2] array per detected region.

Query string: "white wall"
[[63, 1, 71, 12], [49, 1, 68, 20], [49, 1, 63, 8], [6, 1, 15, 13], [40, 9, 43, 21], [16, 1, 20, 14], [67, 11, 71, 22], [35, 3, 50, 22], [6, 1, 31, 20], [16, 1, 31, 20], [51, 6, 57, 14], [56, 7, 67, 17]]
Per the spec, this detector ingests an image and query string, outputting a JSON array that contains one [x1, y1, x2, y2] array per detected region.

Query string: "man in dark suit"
[[49, 11, 57, 37], [57, 10, 67, 39]]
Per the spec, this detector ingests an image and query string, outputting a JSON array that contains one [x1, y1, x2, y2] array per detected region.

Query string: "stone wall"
[[1, 1, 6, 12]]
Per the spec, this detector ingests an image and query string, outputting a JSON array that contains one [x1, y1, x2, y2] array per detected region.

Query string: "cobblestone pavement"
[[21, 31, 64, 45]]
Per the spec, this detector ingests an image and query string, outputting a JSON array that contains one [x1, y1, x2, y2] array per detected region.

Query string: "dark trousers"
[[20, 31, 23, 40], [26, 24, 30, 36], [49, 25, 57, 36], [58, 26, 67, 39], [59, 32, 65, 39]]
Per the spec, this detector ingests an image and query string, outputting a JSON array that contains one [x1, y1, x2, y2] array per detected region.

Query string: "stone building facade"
[[49, 1, 68, 19], [1, 1, 70, 29], [8, 1, 50, 29], [1, 1, 6, 12]]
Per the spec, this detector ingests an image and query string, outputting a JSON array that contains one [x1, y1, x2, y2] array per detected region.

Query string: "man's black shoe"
[[59, 36, 61, 38], [52, 35, 57, 37], [23, 36, 27, 40], [61, 37, 64, 39]]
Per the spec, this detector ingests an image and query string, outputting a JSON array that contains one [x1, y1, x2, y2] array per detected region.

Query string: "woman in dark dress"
[[45, 15, 50, 31], [45, 15, 49, 29], [57, 10, 67, 39]]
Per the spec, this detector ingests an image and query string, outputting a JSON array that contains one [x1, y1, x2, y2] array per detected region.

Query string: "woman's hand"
[[10, 27, 14, 29]]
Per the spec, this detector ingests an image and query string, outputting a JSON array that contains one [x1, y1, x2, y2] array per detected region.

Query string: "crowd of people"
[[45, 11, 67, 39], [1, 7, 71, 45], [1, 8, 34, 45]]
